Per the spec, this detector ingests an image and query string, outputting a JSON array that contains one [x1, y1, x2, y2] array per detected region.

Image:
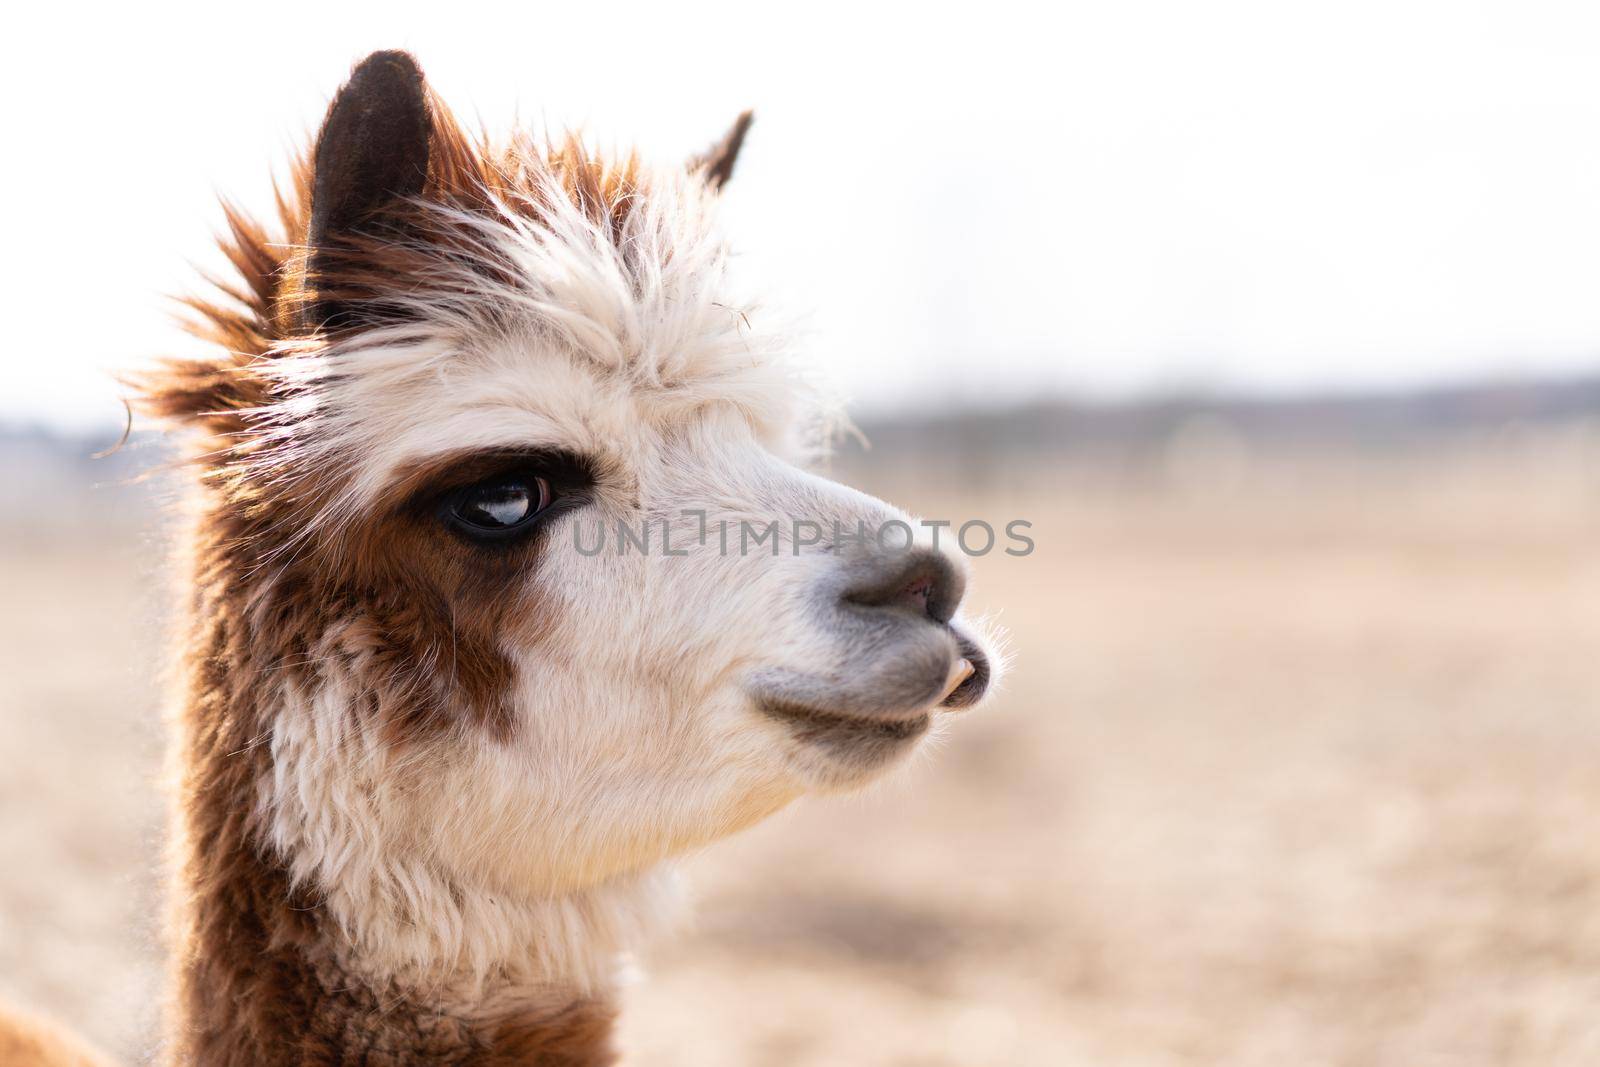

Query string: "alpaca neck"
[[162, 543, 656, 1065], [167, 830, 621, 1065]]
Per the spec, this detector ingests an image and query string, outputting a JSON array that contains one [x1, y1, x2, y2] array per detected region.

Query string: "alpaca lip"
[[755, 697, 933, 757], [749, 648, 968, 758], [747, 623, 990, 740]]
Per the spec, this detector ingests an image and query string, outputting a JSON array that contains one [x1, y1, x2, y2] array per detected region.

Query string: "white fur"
[[261, 653, 682, 996], [247, 154, 997, 995], [251, 166, 825, 533]]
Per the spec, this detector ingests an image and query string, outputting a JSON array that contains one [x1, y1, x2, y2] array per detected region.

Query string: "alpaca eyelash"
[[404, 449, 598, 547], [401, 449, 597, 510]]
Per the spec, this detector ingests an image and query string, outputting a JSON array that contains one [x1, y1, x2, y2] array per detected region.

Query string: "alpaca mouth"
[[749, 633, 989, 763], [755, 698, 934, 760]]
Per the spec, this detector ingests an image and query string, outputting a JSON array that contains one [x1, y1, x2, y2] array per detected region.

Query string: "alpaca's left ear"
[[692, 111, 753, 190], [305, 50, 435, 328]]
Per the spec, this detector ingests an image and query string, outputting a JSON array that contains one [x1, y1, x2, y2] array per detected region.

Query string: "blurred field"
[[3, 420, 1600, 1065]]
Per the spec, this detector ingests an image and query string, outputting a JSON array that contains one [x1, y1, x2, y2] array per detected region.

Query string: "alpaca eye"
[[447, 475, 553, 538]]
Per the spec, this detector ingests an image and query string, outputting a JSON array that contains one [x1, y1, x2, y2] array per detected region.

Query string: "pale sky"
[[7, 0, 1600, 429]]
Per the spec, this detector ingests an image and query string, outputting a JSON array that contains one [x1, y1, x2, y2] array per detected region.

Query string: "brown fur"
[[118, 51, 754, 1065], [127, 56, 712, 745], [139, 68, 660, 435], [155, 494, 592, 1064]]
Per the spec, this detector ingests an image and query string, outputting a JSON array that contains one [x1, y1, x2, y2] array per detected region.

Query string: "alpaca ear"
[[692, 111, 753, 190], [305, 50, 433, 327]]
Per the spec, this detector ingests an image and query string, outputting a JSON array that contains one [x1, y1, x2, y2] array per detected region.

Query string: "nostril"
[[840, 549, 963, 625], [899, 574, 936, 618]]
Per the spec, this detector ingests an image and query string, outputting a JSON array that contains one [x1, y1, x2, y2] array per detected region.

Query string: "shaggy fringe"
[[133, 97, 835, 566]]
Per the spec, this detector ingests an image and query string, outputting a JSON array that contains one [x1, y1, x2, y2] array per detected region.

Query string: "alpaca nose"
[[839, 547, 965, 626]]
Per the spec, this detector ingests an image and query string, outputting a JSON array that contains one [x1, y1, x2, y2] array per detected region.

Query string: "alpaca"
[[9, 50, 996, 1065]]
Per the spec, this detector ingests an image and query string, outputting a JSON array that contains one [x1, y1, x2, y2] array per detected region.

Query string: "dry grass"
[[2, 442, 1599, 1065]]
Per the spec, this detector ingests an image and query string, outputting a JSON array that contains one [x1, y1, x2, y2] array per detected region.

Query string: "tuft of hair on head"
[[125, 49, 438, 440], [126, 50, 765, 464]]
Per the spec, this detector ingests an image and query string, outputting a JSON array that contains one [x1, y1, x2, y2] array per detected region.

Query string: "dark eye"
[[446, 474, 553, 539]]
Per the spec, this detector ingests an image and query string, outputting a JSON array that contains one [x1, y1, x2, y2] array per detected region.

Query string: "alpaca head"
[[140, 51, 996, 984]]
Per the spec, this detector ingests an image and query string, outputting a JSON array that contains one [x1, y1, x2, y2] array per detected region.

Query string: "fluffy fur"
[[5, 49, 997, 1065]]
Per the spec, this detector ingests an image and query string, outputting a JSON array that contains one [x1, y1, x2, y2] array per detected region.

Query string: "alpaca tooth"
[[937, 658, 976, 708]]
